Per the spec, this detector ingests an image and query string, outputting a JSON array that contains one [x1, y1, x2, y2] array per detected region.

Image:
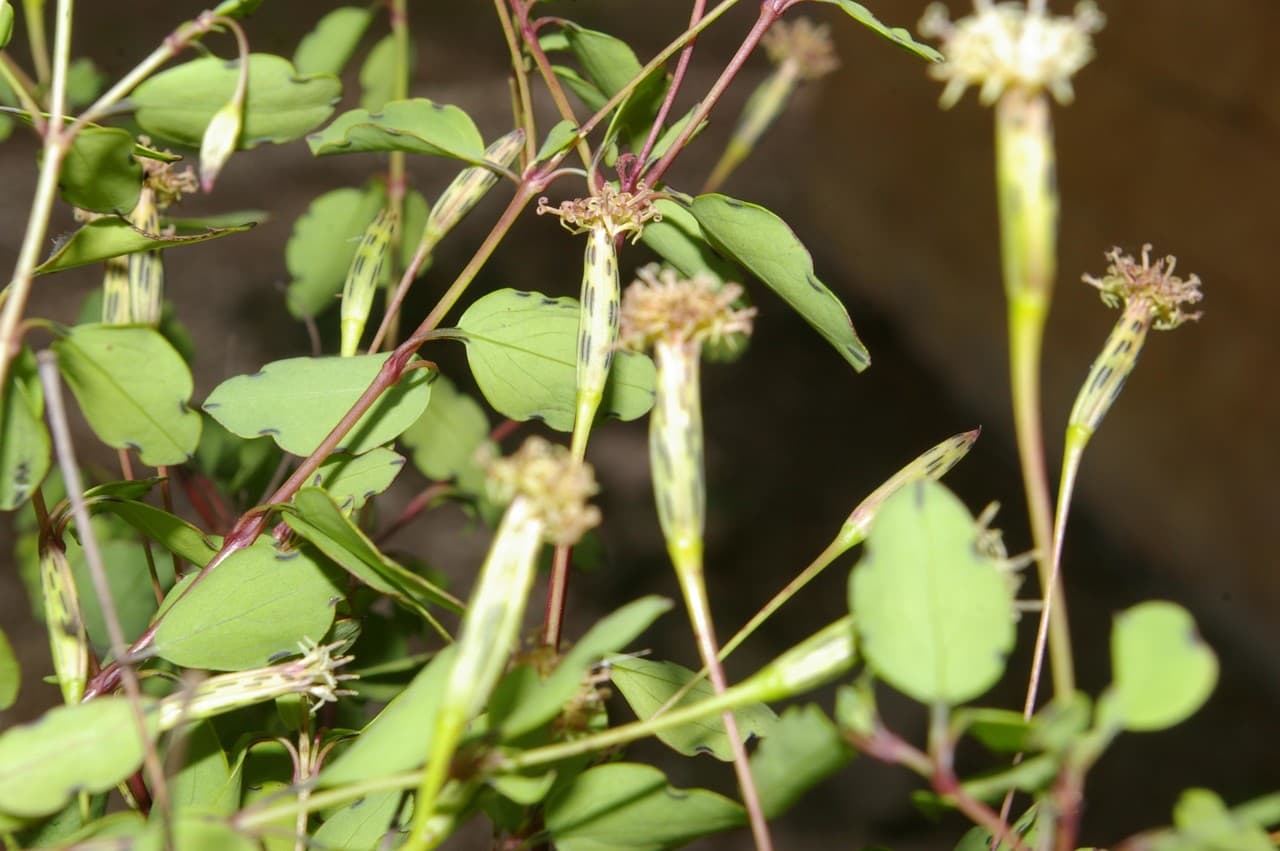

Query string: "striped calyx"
[[920, 1, 1104, 107], [40, 542, 89, 705], [1069, 245, 1203, 439], [423, 128, 524, 246], [340, 207, 398, 356], [485, 437, 601, 546]]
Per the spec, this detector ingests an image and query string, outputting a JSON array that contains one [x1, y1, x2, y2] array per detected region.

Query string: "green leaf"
[[211, 0, 264, 18], [194, 415, 280, 501], [562, 24, 665, 151], [52, 324, 202, 466], [284, 487, 461, 614], [169, 722, 235, 816], [849, 480, 1016, 705], [1152, 788, 1275, 851], [751, 704, 854, 818], [306, 447, 405, 511], [492, 596, 673, 739], [151, 540, 342, 671], [133, 54, 340, 148], [64, 535, 170, 655], [954, 805, 1040, 851], [551, 65, 606, 112], [293, 7, 375, 76], [59, 127, 141, 214], [203, 352, 433, 457], [690, 194, 870, 371], [536, 119, 578, 163], [0, 349, 50, 510], [815, 1, 943, 62], [398, 372, 491, 494], [0, 2, 12, 50], [1106, 601, 1218, 733], [640, 199, 740, 283], [610, 657, 779, 761], [953, 707, 1032, 753], [285, 183, 386, 318], [0, 697, 158, 818], [455, 288, 656, 432], [0, 626, 17, 711], [35, 217, 256, 275], [13, 794, 109, 847], [358, 34, 397, 112], [319, 647, 457, 786], [308, 98, 486, 163], [65, 58, 106, 110], [92, 498, 219, 567], [312, 790, 401, 850], [544, 763, 744, 850], [1026, 692, 1091, 754]]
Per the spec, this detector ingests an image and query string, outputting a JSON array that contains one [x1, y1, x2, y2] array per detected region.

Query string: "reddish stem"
[[629, 0, 708, 187]]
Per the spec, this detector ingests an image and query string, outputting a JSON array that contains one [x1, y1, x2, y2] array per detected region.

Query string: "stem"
[[542, 543, 572, 647], [631, 0, 707, 181], [493, 0, 536, 164], [643, 3, 778, 188], [514, 0, 592, 168], [37, 351, 173, 826], [21, 0, 50, 86], [0, 52, 46, 133], [382, 0, 411, 349]]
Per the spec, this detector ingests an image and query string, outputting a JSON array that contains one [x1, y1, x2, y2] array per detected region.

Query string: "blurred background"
[[1, 1, 1277, 848]]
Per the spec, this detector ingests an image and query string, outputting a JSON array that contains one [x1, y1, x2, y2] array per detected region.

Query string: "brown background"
[[1, 1, 1277, 848]]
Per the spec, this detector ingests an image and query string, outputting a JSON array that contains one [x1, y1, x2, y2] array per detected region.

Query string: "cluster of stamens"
[[763, 17, 841, 81], [484, 437, 602, 545], [537, 183, 661, 241], [619, 264, 756, 351], [138, 138, 199, 207], [1083, 244, 1204, 330], [919, 1, 1105, 107]]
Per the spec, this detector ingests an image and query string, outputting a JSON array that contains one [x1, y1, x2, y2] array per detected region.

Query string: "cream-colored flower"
[[619, 264, 755, 352], [920, 1, 1104, 107], [537, 182, 660, 241], [485, 437, 601, 545], [1083, 244, 1203, 330], [763, 17, 840, 81]]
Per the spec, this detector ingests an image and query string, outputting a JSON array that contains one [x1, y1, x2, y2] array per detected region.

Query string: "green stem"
[[21, 0, 49, 86], [493, 0, 536, 164], [0, 52, 45, 131]]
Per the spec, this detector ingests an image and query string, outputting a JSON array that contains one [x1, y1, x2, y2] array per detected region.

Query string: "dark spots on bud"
[[1131, 319, 1144, 334], [579, 330, 591, 362], [603, 350, 614, 371], [608, 297, 618, 327], [352, 255, 366, 276], [584, 284, 595, 312], [925, 456, 944, 475], [585, 241, 597, 266], [1089, 365, 1112, 393]]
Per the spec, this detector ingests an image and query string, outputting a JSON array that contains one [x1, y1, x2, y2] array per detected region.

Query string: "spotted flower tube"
[[39, 541, 88, 706], [704, 17, 839, 193], [340, 207, 398, 357], [406, 437, 600, 851], [538, 183, 659, 460], [618, 264, 774, 850], [921, 0, 1105, 704]]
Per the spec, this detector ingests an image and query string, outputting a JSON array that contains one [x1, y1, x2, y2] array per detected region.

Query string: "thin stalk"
[[381, 0, 411, 349], [21, 0, 49, 86], [493, 0, 537, 163], [0, 52, 46, 132], [37, 352, 173, 831], [514, 0, 592, 167], [542, 543, 572, 647], [643, 3, 778, 187], [632, 0, 706, 176]]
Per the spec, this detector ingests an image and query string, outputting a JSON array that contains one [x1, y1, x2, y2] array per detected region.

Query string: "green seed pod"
[[340, 208, 397, 357], [100, 256, 131, 324], [40, 542, 89, 705], [199, 100, 243, 193], [747, 616, 856, 702], [422, 128, 524, 249], [568, 224, 621, 459], [126, 188, 163, 327]]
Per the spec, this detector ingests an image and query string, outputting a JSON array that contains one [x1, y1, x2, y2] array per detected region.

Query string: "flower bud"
[[126, 188, 164, 327], [422, 129, 524, 249], [199, 99, 243, 193], [340, 208, 397, 357], [40, 542, 89, 705], [0, 2, 14, 50], [100, 256, 131, 324]]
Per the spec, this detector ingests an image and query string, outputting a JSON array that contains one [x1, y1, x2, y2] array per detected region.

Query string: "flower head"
[[485, 437, 601, 545], [138, 139, 199, 207], [619, 264, 756, 352], [1083, 244, 1203, 330], [763, 17, 841, 81], [920, 1, 1104, 107], [537, 183, 660, 242]]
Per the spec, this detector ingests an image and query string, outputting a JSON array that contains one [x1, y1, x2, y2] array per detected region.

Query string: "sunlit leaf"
[[1106, 601, 1218, 733], [36, 218, 255, 275], [816, 0, 943, 62], [293, 7, 374, 76], [308, 98, 486, 163]]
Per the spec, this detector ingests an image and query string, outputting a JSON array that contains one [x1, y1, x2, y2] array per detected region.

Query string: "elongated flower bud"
[[412, 438, 599, 834], [1068, 245, 1202, 443], [40, 542, 89, 705], [156, 640, 353, 729], [538, 185, 659, 460], [0, 2, 13, 49], [200, 98, 244, 193], [340, 208, 397, 356], [127, 188, 164, 327], [746, 616, 856, 702], [422, 129, 524, 250]]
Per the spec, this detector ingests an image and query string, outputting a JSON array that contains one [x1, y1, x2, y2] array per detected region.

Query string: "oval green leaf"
[[358, 34, 397, 112], [1108, 601, 1218, 732], [455, 288, 655, 432], [0, 697, 158, 818], [59, 127, 142, 214], [690, 193, 870, 371], [307, 98, 486, 163], [750, 704, 854, 818], [133, 54, 340, 148], [202, 353, 433, 457], [52, 324, 202, 466], [293, 7, 374, 77], [849, 480, 1016, 705], [35, 218, 256, 276], [0, 627, 17, 711], [307, 447, 405, 512], [544, 763, 744, 851], [397, 372, 491, 495], [816, 0, 944, 62], [151, 540, 342, 671]]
